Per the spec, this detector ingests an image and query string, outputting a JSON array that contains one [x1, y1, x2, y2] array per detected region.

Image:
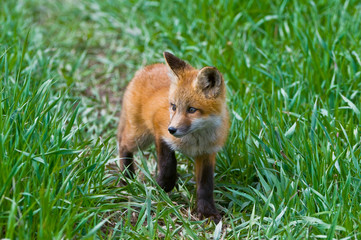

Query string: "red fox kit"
[[117, 52, 229, 221]]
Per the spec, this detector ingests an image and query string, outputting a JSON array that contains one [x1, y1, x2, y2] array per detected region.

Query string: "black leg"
[[156, 139, 177, 192], [120, 151, 134, 179], [195, 154, 221, 223]]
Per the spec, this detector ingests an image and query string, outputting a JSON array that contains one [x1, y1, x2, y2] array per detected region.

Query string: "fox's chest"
[[162, 128, 222, 157]]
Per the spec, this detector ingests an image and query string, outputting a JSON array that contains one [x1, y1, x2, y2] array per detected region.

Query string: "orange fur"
[[117, 52, 229, 222], [118, 64, 229, 156]]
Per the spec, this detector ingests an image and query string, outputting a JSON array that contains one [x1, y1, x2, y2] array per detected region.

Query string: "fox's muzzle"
[[168, 127, 177, 135], [167, 125, 190, 138]]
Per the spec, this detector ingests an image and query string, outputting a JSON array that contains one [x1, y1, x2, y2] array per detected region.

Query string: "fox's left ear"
[[194, 67, 223, 98], [163, 52, 191, 83]]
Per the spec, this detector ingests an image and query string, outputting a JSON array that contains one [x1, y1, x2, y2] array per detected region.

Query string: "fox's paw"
[[197, 199, 222, 224], [156, 175, 177, 192]]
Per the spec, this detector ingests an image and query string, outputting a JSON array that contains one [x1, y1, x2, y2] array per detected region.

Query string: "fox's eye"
[[187, 107, 197, 114], [170, 103, 176, 111]]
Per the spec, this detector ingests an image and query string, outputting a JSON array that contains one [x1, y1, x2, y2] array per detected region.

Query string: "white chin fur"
[[189, 115, 222, 132]]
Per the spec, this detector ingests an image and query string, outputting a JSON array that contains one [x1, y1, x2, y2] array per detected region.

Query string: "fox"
[[117, 52, 229, 222]]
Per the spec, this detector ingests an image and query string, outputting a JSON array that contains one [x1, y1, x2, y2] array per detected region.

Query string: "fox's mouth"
[[168, 126, 191, 138], [172, 132, 188, 138], [170, 126, 204, 138]]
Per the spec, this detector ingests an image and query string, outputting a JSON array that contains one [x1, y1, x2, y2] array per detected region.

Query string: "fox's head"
[[163, 52, 226, 138]]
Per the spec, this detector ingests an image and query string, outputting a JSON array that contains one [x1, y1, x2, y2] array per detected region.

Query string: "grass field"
[[1, 0, 361, 238]]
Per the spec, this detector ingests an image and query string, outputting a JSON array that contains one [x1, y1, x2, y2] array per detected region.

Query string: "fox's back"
[[120, 63, 171, 141], [124, 63, 170, 104]]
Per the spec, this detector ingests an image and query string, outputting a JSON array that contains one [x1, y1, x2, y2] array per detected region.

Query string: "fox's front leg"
[[195, 154, 221, 222], [156, 138, 177, 192]]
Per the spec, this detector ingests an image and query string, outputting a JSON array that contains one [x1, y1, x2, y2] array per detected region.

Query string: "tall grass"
[[1, 0, 361, 238]]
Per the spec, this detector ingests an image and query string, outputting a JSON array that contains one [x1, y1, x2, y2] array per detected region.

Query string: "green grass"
[[1, 0, 361, 238]]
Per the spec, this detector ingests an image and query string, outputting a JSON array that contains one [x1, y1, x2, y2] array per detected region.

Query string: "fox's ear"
[[194, 67, 223, 98], [163, 52, 190, 82]]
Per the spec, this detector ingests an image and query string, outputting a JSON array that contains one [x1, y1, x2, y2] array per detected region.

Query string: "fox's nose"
[[168, 127, 177, 135]]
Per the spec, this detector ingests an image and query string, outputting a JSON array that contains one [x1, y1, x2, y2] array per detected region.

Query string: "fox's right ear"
[[194, 67, 223, 98], [163, 52, 189, 83]]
